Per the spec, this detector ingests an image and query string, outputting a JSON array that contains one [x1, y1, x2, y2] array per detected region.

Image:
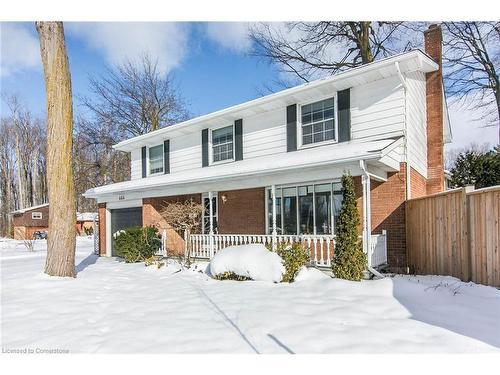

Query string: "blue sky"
[[1, 22, 278, 119], [1, 21, 497, 150]]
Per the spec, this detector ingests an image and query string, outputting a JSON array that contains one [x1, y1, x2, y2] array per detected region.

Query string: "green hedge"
[[113, 226, 161, 263]]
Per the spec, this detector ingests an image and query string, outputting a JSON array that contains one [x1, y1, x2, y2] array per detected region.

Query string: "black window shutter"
[[234, 119, 243, 161], [286, 104, 297, 152], [201, 128, 209, 167], [141, 146, 147, 178], [163, 140, 170, 174], [338, 88, 351, 142]]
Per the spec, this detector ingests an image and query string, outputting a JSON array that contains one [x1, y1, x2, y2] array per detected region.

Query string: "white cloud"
[[204, 22, 252, 53], [66, 22, 190, 76], [445, 103, 499, 152], [0, 22, 41, 77]]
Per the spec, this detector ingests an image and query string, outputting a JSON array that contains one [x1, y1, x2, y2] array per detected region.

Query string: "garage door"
[[111, 207, 143, 256]]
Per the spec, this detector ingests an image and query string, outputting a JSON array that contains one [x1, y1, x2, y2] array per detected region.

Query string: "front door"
[[110, 207, 143, 256]]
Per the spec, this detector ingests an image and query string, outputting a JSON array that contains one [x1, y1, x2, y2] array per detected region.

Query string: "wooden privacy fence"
[[406, 185, 500, 287]]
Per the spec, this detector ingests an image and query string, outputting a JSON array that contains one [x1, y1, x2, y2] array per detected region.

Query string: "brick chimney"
[[424, 24, 445, 194]]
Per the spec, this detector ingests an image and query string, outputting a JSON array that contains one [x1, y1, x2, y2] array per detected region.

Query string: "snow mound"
[[294, 266, 330, 282], [209, 244, 285, 282]]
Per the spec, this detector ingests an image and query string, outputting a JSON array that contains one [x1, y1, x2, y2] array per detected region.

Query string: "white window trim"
[[297, 93, 339, 150], [202, 192, 218, 234], [31, 212, 43, 220], [265, 179, 341, 236], [209, 124, 235, 166], [147, 143, 164, 177]]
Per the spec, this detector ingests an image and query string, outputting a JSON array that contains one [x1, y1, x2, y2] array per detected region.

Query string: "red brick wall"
[[410, 167, 427, 199], [217, 188, 266, 234], [98, 203, 106, 256], [143, 194, 202, 255], [355, 163, 408, 270], [425, 24, 445, 195]]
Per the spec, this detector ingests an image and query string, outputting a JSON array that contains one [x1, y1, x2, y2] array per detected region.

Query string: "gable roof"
[[11, 203, 49, 215], [113, 50, 439, 152]]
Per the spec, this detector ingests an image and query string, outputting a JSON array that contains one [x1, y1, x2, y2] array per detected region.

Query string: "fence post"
[[463, 185, 474, 281]]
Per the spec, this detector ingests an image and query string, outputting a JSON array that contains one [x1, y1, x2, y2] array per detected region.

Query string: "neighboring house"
[[11, 204, 98, 239], [12, 203, 50, 240], [76, 212, 99, 235], [84, 25, 452, 272]]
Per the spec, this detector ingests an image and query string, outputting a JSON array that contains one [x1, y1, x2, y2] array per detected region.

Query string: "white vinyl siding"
[[127, 75, 411, 178], [351, 76, 406, 140], [130, 148, 142, 180], [406, 71, 428, 178]]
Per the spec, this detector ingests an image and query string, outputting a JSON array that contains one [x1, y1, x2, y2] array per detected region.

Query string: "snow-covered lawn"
[[1, 237, 499, 353]]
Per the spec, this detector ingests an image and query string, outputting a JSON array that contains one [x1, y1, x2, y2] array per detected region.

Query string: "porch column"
[[208, 191, 214, 258], [361, 174, 372, 268], [271, 184, 277, 250]]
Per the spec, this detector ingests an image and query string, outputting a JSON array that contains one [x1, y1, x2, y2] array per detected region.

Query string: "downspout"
[[395, 61, 411, 200], [360, 160, 384, 278]]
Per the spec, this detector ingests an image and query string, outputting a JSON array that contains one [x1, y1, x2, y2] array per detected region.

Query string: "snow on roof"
[[11, 203, 49, 214], [114, 50, 438, 152], [77, 212, 98, 222], [84, 137, 400, 199]]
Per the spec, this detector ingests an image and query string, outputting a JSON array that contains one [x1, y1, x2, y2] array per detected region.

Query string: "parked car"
[[33, 231, 48, 240]]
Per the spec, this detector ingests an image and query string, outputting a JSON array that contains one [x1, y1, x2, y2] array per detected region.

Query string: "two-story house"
[[84, 25, 452, 272]]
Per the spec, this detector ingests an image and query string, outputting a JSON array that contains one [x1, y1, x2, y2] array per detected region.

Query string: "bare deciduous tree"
[[159, 200, 204, 266], [81, 54, 189, 138], [36, 21, 76, 277], [249, 22, 413, 86], [443, 22, 500, 140]]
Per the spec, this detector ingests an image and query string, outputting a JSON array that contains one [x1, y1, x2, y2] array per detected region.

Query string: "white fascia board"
[[114, 50, 438, 153]]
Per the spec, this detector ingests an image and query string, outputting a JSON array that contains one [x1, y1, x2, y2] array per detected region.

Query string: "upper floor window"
[[211, 125, 234, 163], [300, 97, 336, 146], [31, 212, 42, 220], [149, 144, 164, 175]]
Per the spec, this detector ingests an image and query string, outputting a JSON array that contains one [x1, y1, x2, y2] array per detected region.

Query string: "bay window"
[[267, 182, 343, 235], [149, 144, 164, 175], [300, 97, 336, 146]]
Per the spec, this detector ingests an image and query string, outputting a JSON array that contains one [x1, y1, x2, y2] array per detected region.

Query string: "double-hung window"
[[211, 125, 234, 163], [149, 144, 164, 175], [300, 97, 336, 146]]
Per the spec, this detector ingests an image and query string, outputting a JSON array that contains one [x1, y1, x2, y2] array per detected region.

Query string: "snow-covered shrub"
[[294, 266, 330, 282], [209, 244, 285, 282], [272, 242, 310, 282], [113, 226, 161, 263], [214, 272, 251, 281]]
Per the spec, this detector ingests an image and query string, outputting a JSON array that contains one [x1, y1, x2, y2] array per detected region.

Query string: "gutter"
[[395, 61, 411, 200], [360, 160, 384, 278]]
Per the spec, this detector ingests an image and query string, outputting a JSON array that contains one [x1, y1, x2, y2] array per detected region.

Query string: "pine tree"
[[332, 173, 366, 281]]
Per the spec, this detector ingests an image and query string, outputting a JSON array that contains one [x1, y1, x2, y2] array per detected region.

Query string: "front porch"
[[184, 232, 388, 269]]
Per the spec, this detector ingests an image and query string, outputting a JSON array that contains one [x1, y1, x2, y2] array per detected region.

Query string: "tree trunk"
[[36, 21, 76, 277], [496, 88, 500, 144]]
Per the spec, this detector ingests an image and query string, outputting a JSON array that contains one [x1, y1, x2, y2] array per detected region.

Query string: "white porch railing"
[[188, 231, 387, 268], [369, 230, 388, 268]]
